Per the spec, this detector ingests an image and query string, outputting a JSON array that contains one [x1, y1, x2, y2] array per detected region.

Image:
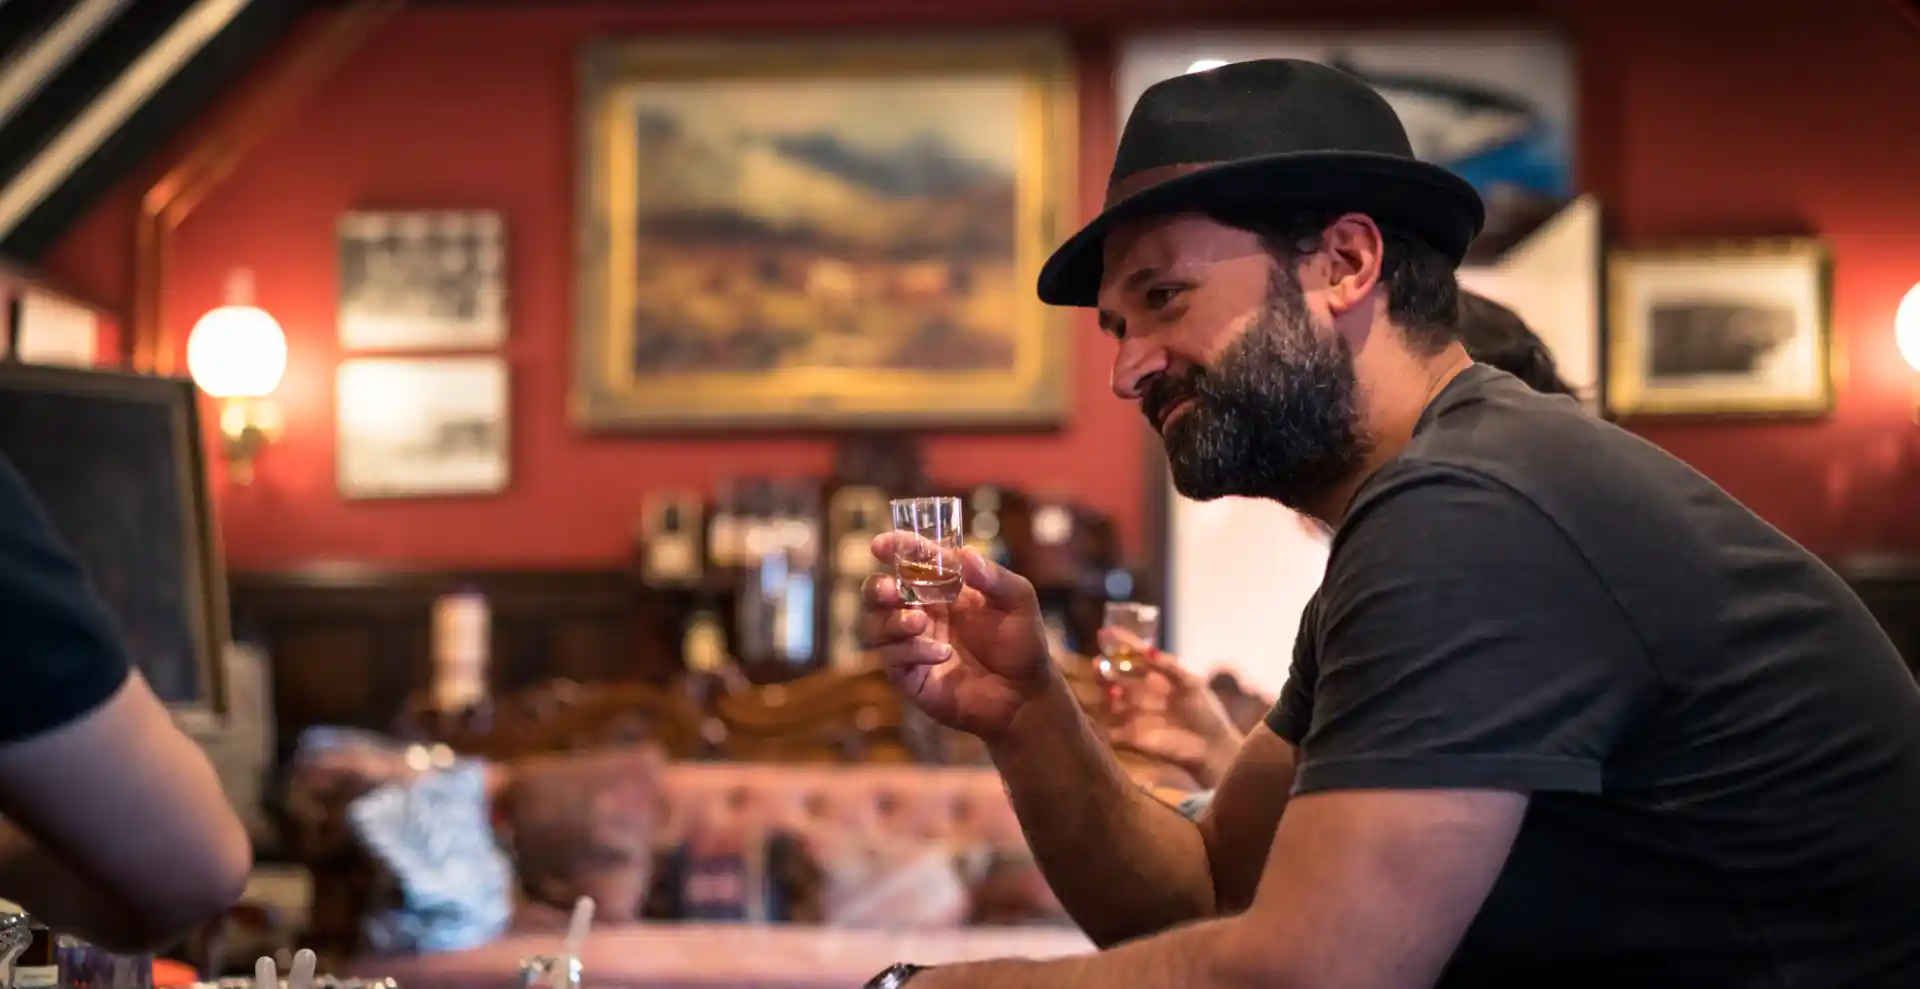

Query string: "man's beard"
[[1144, 271, 1368, 511]]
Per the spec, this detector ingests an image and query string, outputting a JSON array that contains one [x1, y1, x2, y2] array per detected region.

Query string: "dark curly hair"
[[1210, 208, 1462, 354], [1204, 211, 1572, 397], [1454, 290, 1576, 397]]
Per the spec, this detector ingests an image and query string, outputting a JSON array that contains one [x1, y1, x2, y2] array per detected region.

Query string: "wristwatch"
[[862, 962, 926, 989]]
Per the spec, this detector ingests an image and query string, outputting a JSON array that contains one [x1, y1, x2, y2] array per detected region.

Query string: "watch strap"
[[863, 962, 926, 989]]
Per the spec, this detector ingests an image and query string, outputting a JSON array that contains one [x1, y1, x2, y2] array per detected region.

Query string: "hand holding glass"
[[1097, 602, 1161, 680], [889, 497, 964, 605]]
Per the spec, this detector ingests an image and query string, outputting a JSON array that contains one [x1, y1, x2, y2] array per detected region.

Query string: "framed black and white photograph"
[[336, 357, 510, 499], [1605, 239, 1832, 417], [338, 210, 507, 351]]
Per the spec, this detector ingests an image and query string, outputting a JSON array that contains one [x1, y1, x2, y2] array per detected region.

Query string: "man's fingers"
[[1097, 626, 1195, 690], [873, 638, 953, 671], [870, 530, 944, 568], [1097, 626, 1149, 654], [856, 604, 933, 649], [1137, 646, 1197, 689], [861, 572, 903, 607], [959, 547, 1031, 607]]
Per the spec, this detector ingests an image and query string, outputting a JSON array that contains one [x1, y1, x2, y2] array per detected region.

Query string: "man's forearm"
[[906, 912, 1280, 989], [0, 820, 192, 952], [987, 673, 1217, 946], [1195, 733, 1244, 789], [0, 819, 139, 941]]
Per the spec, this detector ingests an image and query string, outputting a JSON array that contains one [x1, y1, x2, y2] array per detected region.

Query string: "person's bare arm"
[[1193, 723, 1296, 912], [0, 671, 252, 951], [987, 669, 1296, 946], [902, 788, 1527, 989]]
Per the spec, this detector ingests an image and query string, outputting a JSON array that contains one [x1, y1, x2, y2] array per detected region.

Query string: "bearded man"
[[856, 59, 1920, 989]]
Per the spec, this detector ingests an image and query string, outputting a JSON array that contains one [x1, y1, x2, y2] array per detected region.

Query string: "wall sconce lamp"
[[1898, 282, 1920, 423], [185, 269, 287, 485]]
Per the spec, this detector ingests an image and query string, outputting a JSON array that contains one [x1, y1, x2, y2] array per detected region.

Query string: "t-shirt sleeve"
[[0, 457, 131, 744], [1288, 464, 1652, 797], [1266, 599, 1319, 745]]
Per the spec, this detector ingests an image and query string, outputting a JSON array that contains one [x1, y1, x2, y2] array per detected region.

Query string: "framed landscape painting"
[[573, 33, 1076, 429]]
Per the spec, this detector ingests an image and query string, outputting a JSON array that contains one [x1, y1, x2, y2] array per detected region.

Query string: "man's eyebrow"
[[1098, 258, 1202, 329], [1118, 265, 1160, 293]]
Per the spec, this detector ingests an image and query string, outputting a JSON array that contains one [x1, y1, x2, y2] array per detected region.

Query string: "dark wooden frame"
[[0, 363, 231, 722]]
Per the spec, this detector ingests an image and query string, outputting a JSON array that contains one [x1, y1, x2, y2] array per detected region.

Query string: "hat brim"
[[1036, 151, 1485, 308]]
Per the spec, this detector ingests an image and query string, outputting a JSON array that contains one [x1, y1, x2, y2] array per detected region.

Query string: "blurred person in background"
[[1454, 289, 1577, 397], [0, 455, 252, 950]]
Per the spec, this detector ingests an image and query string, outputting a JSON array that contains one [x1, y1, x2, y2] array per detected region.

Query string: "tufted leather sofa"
[[284, 667, 1203, 976], [291, 754, 1088, 983]]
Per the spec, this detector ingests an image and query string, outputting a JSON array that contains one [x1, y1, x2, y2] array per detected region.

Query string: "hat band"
[[1103, 162, 1219, 207]]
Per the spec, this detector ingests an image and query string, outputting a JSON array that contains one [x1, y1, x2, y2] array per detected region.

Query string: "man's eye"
[[1144, 285, 1182, 309]]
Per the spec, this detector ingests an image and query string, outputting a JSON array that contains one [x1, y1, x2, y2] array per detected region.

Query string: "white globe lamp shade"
[[1896, 282, 1920, 375], [187, 304, 287, 399]]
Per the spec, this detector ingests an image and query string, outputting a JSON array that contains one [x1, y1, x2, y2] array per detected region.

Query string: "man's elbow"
[[148, 825, 253, 935], [1080, 884, 1216, 951], [105, 826, 254, 952]]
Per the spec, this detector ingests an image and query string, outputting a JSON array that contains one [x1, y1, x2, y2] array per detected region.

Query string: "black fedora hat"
[[1037, 58, 1485, 308]]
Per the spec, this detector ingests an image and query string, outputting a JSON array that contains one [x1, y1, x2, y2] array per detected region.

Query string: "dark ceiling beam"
[[0, 0, 309, 269], [131, 0, 401, 373], [0, 0, 261, 246], [0, 0, 133, 134]]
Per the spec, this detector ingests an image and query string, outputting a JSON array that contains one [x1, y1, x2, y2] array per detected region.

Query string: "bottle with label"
[[708, 478, 741, 572], [10, 918, 56, 989]]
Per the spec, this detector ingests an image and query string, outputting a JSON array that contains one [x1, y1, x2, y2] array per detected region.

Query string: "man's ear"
[[1320, 213, 1385, 317]]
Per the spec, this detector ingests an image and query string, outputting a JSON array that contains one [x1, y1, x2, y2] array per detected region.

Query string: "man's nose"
[[1111, 339, 1169, 401]]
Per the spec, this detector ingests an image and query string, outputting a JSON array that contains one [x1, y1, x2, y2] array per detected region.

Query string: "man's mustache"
[[1142, 372, 1201, 432]]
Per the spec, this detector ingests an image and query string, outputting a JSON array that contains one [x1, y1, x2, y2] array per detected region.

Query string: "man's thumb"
[[958, 547, 1027, 607]]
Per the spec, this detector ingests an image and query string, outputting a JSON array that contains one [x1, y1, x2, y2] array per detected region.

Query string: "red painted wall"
[[42, 0, 1920, 569]]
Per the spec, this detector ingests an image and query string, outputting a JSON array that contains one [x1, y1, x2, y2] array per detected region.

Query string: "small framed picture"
[[336, 357, 510, 499], [1604, 239, 1832, 417], [338, 210, 507, 351]]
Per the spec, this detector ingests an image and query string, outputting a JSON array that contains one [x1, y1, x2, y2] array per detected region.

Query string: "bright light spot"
[[1897, 282, 1920, 374]]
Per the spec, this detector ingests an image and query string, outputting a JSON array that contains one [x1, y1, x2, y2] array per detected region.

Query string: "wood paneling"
[[238, 556, 1918, 775], [230, 566, 680, 766], [1839, 556, 1920, 677]]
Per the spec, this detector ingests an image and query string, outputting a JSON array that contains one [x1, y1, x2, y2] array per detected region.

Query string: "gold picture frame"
[[1604, 238, 1833, 418], [573, 32, 1078, 429]]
